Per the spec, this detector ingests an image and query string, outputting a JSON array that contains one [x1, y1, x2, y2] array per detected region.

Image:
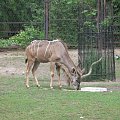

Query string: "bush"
[[0, 26, 44, 48]]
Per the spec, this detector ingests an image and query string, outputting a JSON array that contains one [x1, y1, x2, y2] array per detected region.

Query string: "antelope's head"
[[71, 57, 102, 90], [70, 67, 85, 90]]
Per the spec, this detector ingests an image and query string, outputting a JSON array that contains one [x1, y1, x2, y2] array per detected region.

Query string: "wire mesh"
[[78, 0, 115, 81], [49, 0, 78, 47], [0, 22, 44, 39]]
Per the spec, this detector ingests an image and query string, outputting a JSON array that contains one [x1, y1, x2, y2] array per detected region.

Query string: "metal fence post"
[[44, 0, 49, 40]]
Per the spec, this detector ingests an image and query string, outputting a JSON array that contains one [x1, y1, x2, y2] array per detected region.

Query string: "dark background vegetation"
[[0, 0, 120, 48]]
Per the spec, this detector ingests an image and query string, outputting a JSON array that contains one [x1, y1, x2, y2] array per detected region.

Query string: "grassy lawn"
[[0, 76, 120, 120]]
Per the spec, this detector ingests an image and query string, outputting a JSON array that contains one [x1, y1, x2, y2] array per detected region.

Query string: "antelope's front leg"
[[32, 61, 40, 87], [56, 63, 62, 88], [50, 62, 55, 89], [26, 60, 34, 88]]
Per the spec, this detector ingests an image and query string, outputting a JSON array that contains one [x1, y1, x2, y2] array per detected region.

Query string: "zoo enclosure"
[[78, 0, 116, 81], [0, 0, 119, 81]]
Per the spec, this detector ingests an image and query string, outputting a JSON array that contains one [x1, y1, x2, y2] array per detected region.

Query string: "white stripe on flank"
[[44, 40, 59, 57], [31, 42, 36, 56], [29, 45, 33, 56], [33, 42, 36, 56], [44, 41, 51, 57], [37, 42, 41, 58]]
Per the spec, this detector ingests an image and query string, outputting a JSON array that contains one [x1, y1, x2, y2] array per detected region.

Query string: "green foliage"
[[0, 0, 44, 22], [113, 0, 120, 16], [9, 26, 44, 47], [0, 26, 44, 48], [49, 0, 78, 46], [0, 39, 15, 48], [101, 16, 112, 27], [0, 0, 120, 48]]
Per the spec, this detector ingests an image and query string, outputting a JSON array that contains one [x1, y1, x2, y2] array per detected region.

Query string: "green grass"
[[0, 76, 120, 120]]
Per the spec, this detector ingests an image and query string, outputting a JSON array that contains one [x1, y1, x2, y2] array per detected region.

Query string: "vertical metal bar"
[[44, 0, 49, 40], [104, 0, 106, 18], [78, 2, 82, 69], [110, 25, 116, 81]]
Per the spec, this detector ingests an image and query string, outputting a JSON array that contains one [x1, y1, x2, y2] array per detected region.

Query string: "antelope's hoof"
[[37, 84, 40, 87], [50, 86, 53, 89], [59, 85, 62, 89], [26, 85, 30, 88]]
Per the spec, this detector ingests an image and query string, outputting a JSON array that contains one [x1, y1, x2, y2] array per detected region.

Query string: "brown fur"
[[25, 39, 82, 88]]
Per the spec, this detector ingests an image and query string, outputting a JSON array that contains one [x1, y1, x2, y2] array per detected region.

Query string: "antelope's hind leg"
[[55, 63, 62, 88], [50, 62, 55, 89], [32, 61, 40, 87], [26, 60, 34, 88]]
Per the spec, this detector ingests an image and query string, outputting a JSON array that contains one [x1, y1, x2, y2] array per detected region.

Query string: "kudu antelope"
[[25, 39, 102, 90]]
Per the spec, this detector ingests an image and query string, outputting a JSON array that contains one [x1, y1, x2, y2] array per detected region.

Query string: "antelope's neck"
[[62, 55, 76, 75]]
